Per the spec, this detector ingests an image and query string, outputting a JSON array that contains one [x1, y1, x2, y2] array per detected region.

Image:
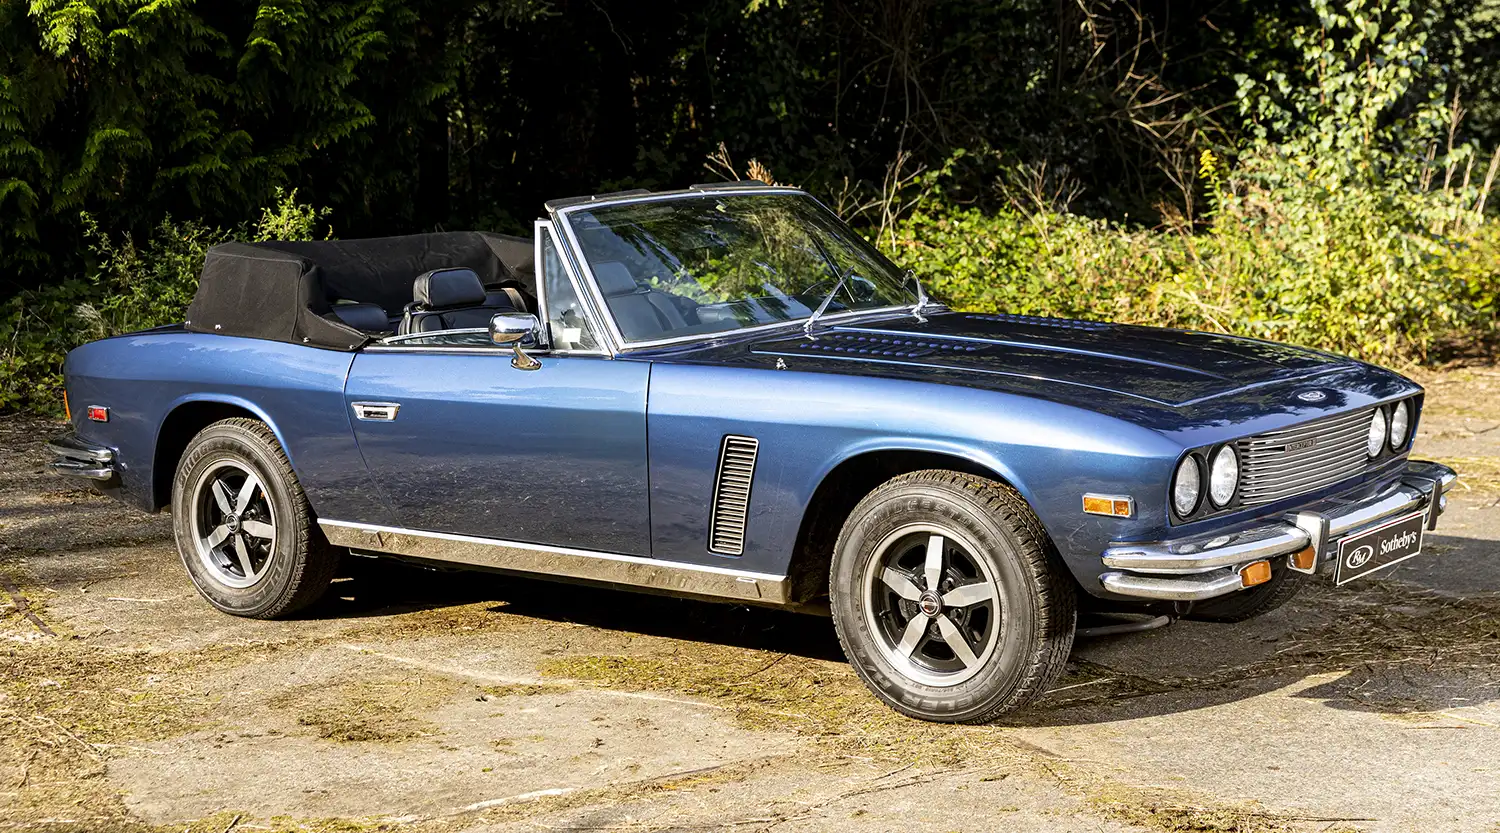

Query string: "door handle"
[[351, 402, 401, 421]]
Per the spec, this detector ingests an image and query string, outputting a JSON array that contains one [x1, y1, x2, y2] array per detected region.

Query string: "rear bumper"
[[46, 434, 117, 481], [1099, 460, 1457, 601]]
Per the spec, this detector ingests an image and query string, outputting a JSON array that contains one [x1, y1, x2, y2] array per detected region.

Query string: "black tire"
[[170, 418, 337, 618], [829, 470, 1077, 723], [1183, 560, 1306, 623]]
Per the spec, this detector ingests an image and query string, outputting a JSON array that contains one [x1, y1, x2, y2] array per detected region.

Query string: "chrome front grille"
[[708, 435, 759, 555], [1235, 409, 1373, 507]]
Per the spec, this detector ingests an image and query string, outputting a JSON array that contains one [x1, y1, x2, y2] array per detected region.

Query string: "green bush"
[[0, 190, 329, 413], [892, 0, 1500, 366]]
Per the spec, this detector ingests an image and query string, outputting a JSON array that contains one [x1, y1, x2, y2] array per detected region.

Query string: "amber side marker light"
[[1082, 494, 1134, 518], [1289, 546, 1317, 572], [63, 391, 71, 422], [1240, 560, 1273, 587]]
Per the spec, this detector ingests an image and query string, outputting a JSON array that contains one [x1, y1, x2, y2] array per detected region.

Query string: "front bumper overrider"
[[46, 434, 116, 481], [1099, 460, 1457, 601]]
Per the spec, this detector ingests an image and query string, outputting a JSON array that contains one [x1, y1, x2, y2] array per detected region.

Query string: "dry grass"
[[1438, 455, 1500, 496], [1090, 785, 1367, 833], [280, 676, 460, 743]]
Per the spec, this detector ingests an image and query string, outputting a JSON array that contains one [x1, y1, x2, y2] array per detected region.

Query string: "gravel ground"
[[1, 367, 1497, 833]]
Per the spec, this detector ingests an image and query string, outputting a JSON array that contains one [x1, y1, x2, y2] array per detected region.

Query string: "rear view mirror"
[[490, 313, 542, 370]]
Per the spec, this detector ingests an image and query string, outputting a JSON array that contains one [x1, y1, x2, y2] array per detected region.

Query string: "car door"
[[343, 222, 651, 556]]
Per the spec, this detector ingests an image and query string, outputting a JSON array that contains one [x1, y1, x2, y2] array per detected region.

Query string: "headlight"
[[1388, 400, 1411, 449], [1172, 456, 1203, 516], [1208, 445, 1239, 507], [1366, 408, 1387, 457]]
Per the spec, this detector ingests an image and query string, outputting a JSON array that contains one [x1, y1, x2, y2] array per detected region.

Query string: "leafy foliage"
[[0, 190, 328, 413]]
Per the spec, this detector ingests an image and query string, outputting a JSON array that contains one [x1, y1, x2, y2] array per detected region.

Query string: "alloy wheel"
[[862, 523, 1002, 687], [191, 460, 276, 589]]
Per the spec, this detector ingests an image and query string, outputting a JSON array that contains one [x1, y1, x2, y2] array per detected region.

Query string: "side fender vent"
[[709, 435, 760, 556]]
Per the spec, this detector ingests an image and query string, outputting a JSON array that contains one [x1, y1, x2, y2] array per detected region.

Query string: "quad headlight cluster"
[[1171, 397, 1419, 523], [1171, 445, 1240, 517]]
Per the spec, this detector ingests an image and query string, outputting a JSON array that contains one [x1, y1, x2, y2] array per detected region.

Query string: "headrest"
[[414, 267, 485, 309], [592, 261, 640, 296], [330, 302, 392, 333]]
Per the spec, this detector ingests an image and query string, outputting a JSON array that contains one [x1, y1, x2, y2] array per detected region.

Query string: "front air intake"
[[708, 435, 760, 555]]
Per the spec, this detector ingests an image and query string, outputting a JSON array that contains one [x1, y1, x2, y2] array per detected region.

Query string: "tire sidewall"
[[831, 481, 1046, 720], [171, 424, 304, 617]]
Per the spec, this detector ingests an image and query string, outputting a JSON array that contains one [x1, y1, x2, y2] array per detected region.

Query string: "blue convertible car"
[[51, 182, 1457, 722]]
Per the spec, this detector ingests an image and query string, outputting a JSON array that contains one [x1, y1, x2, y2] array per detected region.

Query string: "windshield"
[[564, 192, 917, 343]]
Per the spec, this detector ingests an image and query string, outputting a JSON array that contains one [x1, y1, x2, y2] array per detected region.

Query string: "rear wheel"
[[829, 471, 1076, 723], [171, 418, 337, 618]]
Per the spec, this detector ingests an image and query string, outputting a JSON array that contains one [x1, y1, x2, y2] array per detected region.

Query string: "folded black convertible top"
[[184, 231, 528, 350]]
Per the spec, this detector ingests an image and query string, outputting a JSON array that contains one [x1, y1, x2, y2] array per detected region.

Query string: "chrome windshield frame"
[[550, 187, 921, 354]]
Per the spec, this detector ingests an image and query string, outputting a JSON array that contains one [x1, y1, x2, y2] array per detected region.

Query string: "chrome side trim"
[[318, 520, 791, 606]]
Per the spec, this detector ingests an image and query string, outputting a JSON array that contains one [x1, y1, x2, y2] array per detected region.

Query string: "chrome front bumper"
[[46, 434, 116, 481], [1099, 460, 1457, 601]]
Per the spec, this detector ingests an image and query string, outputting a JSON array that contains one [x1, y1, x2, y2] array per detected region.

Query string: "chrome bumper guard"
[[46, 434, 116, 481], [1099, 460, 1457, 602]]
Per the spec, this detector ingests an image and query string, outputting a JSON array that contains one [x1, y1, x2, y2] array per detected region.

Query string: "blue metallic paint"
[[344, 350, 652, 554], [60, 300, 1424, 604], [63, 329, 392, 525]]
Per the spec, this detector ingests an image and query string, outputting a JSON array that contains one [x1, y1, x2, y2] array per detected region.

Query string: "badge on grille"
[[1283, 438, 1317, 453]]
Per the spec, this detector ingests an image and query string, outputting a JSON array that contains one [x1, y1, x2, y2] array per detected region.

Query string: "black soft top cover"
[[184, 232, 526, 350]]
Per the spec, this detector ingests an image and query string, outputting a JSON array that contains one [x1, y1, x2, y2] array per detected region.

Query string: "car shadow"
[[313, 549, 1500, 728], [310, 556, 850, 662]]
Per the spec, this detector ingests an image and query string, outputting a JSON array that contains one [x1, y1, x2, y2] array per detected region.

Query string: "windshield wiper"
[[803, 232, 850, 337], [804, 266, 852, 337]]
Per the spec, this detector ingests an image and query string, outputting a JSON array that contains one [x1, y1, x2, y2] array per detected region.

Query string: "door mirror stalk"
[[490, 313, 543, 370]]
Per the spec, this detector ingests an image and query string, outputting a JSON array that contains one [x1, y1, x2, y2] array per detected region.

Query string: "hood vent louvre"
[[802, 332, 984, 359], [709, 435, 760, 556]]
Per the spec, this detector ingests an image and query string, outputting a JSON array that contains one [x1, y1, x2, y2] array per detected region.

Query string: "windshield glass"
[[564, 192, 916, 343]]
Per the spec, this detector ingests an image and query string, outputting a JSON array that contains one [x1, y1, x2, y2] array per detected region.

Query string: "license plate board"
[[1334, 510, 1427, 585]]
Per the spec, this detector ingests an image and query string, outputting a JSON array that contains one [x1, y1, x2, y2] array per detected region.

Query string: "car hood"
[[746, 312, 1356, 408], [640, 310, 1417, 442]]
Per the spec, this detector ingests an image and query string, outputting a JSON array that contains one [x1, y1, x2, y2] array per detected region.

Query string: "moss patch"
[[275, 675, 462, 743]]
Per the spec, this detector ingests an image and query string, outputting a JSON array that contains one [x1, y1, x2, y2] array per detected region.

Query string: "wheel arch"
[[151, 395, 293, 512], [784, 443, 1040, 604]]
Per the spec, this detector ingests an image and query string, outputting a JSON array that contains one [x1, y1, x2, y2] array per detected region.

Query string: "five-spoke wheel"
[[830, 470, 1076, 723], [171, 418, 337, 618], [865, 525, 1000, 686], [191, 461, 276, 588]]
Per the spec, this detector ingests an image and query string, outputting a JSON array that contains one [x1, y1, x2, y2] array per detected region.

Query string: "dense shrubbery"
[[0, 192, 328, 412], [893, 0, 1500, 366], [2, 0, 1496, 413]]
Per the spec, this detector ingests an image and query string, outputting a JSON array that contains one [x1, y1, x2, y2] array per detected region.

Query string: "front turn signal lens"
[[1240, 560, 1273, 587], [1289, 546, 1317, 572], [1083, 494, 1134, 518]]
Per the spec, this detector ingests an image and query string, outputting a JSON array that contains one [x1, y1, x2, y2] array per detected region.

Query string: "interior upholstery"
[[592, 260, 688, 340], [399, 267, 518, 335], [330, 302, 395, 333]]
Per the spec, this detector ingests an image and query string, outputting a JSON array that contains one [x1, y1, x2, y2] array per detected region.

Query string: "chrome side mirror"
[[490, 312, 543, 370]]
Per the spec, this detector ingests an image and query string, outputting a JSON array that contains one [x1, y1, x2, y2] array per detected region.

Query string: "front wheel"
[[830, 471, 1076, 723], [170, 418, 337, 619]]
